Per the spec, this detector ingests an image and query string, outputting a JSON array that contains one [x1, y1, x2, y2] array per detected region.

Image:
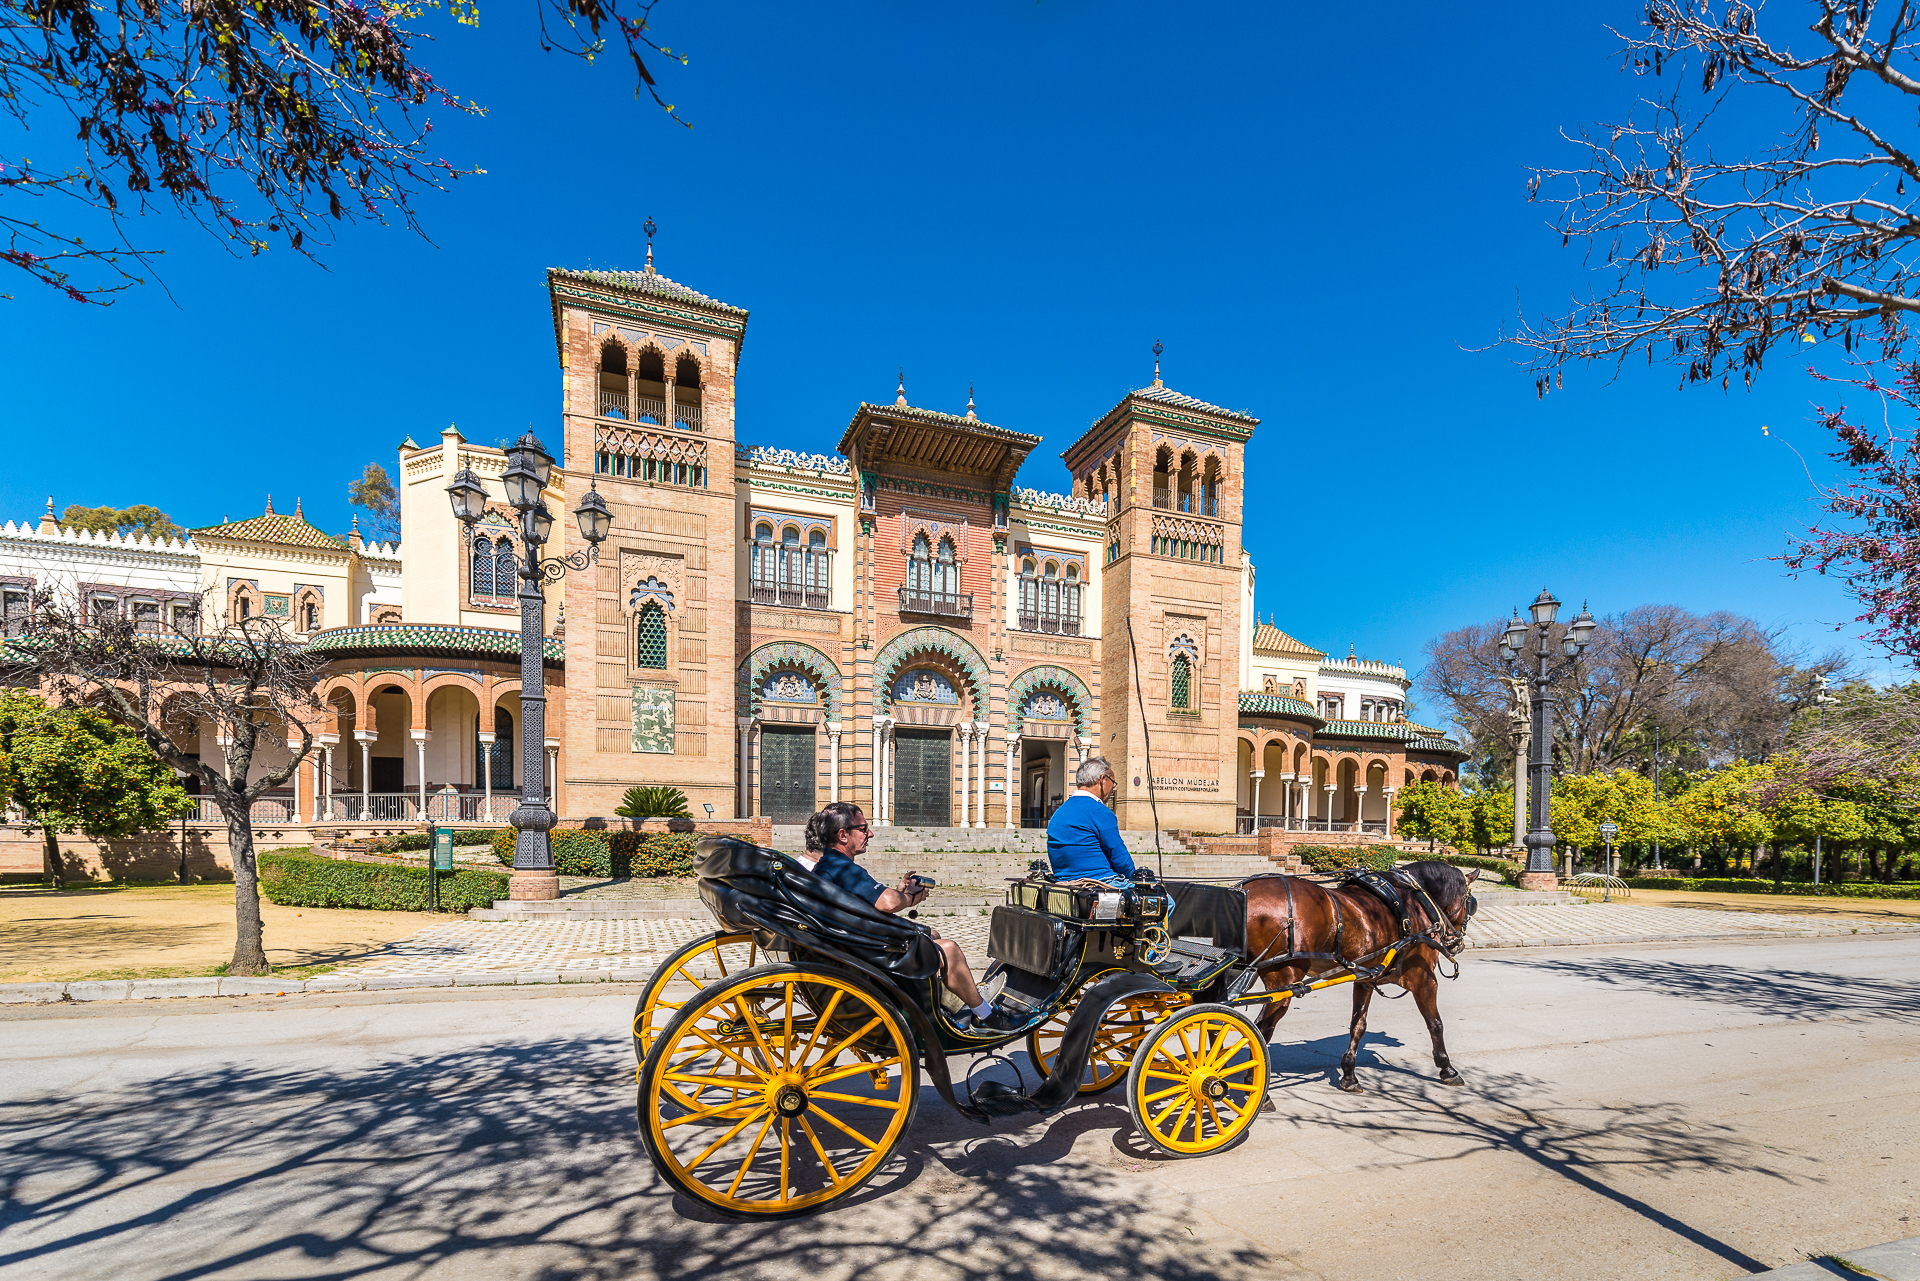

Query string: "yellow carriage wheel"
[[638, 962, 919, 1218], [1126, 1003, 1268, 1158], [1026, 970, 1191, 1096], [633, 931, 760, 1064]]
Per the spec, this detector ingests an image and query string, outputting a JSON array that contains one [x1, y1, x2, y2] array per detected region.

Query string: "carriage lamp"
[[501, 437, 548, 511], [1564, 603, 1597, 655], [575, 484, 612, 544], [1528, 588, 1560, 627], [1501, 609, 1527, 656], [513, 431, 555, 490], [445, 466, 487, 525]]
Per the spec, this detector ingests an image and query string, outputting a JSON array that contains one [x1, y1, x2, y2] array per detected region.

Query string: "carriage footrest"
[[969, 1079, 1045, 1117]]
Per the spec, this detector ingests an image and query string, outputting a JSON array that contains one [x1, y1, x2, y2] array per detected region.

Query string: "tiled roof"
[[547, 266, 747, 320], [1252, 622, 1323, 657], [846, 401, 1040, 445], [1238, 693, 1322, 721], [1131, 385, 1259, 426], [193, 505, 340, 550], [1408, 733, 1466, 756], [1316, 719, 1420, 741], [305, 624, 564, 664]]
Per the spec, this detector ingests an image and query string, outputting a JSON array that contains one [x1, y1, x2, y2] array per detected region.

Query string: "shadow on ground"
[[1491, 955, 1920, 1025]]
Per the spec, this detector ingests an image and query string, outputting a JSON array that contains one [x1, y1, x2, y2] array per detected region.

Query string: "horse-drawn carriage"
[[632, 837, 1476, 1217]]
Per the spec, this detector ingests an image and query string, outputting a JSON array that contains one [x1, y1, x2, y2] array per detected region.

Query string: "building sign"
[[892, 670, 958, 704], [1151, 776, 1220, 792], [631, 687, 676, 754]]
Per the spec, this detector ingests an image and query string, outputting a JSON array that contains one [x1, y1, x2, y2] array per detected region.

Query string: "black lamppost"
[[1499, 589, 1597, 887], [446, 434, 611, 897]]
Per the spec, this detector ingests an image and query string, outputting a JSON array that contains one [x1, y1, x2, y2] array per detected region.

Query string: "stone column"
[[870, 718, 885, 824], [478, 732, 495, 821], [1383, 786, 1397, 837], [1354, 785, 1369, 832], [411, 729, 431, 818], [545, 740, 559, 811], [1249, 769, 1263, 834], [975, 724, 988, 828], [1322, 783, 1336, 828], [355, 729, 376, 820], [289, 734, 307, 824], [825, 721, 841, 803], [958, 722, 971, 828], [738, 718, 754, 819], [881, 720, 897, 826], [1004, 733, 1018, 829], [318, 734, 338, 821]]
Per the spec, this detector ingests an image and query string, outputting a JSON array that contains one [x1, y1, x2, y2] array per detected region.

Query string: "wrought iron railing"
[[599, 389, 629, 419], [319, 793, 531, 822], [1017, 612, 1082, 636], [674, 401, 701, 429], [899, 588, 971, 618], [1152, 487, 1171, 509], [633, 395, 667, 425]]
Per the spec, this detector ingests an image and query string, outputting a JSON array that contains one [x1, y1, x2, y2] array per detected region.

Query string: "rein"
[[1246, 869, 1468, 990]]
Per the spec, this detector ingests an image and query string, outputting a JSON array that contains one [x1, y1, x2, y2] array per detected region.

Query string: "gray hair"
[[1076, 756, 1114, 788]]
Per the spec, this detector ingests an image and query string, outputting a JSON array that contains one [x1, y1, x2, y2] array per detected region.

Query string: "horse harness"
[[1233, 867, 1469, 1000]]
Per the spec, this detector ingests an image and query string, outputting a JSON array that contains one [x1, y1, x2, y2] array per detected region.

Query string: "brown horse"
[[1242, 861, 1478, 1093]]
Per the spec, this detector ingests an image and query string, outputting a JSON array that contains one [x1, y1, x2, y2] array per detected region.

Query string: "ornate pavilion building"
[[0, 255, 1462, 841]]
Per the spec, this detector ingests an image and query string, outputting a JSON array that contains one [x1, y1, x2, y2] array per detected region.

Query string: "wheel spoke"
[[806, 1056, 903, 1088], [810, 1103, 883, 1151], [660, 1096, 766, 1130], [808, 1090, 907, 1111], [725, 1112, 776, 1198], [712, 944, 730, 979], [735, 994, 783, 1073], [1148, 1091, 1188, 1128], [1201, 1096, 1226, 1137], [686, 1028, 769, 1079], [779, 1117, 791, 1204], [1163, 1096, 1196, 1140], [795, 989, 845, 1064], [798, 1115, 845, 1186], [809, 1013, 884, 1066], [782, 981, 796, 1072], [1141, 1082, 1189, 1103], [1141, 1068, 1188, 1083], [688, 1105, 769, 1174]]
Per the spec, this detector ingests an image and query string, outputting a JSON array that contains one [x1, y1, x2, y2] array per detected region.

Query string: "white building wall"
[[0, 516, 200, 605]]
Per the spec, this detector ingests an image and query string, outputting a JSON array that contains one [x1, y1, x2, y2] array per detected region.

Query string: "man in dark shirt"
[[801, 802, 1014, 1030]]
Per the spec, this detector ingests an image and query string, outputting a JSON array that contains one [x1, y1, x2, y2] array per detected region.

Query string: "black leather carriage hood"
[[695, 836, 945, 983]]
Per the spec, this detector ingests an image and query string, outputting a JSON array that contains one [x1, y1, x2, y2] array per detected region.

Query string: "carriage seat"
[[694, 836, 944, 983]]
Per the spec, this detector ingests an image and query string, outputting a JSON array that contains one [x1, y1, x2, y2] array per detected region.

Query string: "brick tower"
[[1060, 353, 1257, 832], [545, 247, 749, 817]]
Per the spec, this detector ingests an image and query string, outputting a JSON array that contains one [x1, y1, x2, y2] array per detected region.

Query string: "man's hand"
[[897, 875, 930, 906]]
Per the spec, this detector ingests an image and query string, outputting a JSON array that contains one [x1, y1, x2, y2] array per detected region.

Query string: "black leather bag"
[[987, 905, 1069, 978]]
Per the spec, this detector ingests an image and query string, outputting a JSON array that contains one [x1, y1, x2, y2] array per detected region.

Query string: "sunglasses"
[[847, 823, 871, 833]]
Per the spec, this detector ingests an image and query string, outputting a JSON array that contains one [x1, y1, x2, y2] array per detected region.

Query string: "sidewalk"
[[1750, 1235, 1920, 1278], [5, 900, 1917, 1003]]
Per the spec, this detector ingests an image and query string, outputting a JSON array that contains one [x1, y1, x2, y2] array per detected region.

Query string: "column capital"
[[477, 732, 496, 744], [354, 729, 377, 743], [318, 733, 340, 747], [410, 729, 432, 743]]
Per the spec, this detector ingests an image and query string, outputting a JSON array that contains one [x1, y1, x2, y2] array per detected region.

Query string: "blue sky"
[[0, 0, 1898, 687]]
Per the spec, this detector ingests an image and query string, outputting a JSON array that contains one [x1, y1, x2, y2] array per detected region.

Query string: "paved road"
[[3, 934, 1917, 1281]]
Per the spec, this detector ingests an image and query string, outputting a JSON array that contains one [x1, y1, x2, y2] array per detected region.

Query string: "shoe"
[[978, 972, 1007, 1006], [978, 1004, 1029, 1034]]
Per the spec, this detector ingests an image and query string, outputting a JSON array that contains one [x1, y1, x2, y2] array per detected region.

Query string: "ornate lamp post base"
[[1517, 871, 1561, 892], [510, 871, 561, 900]]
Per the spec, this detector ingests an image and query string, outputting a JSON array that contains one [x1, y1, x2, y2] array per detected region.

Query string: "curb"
[[0, 969, 657, 1005]]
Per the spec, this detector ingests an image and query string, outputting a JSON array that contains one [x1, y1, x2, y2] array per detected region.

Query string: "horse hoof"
[[1338, 1080, 1365, 1095], [1438, 1071, 1463, 1086]]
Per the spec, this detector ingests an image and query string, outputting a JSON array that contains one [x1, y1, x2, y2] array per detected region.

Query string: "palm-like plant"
[[615, 785, 692, 819]]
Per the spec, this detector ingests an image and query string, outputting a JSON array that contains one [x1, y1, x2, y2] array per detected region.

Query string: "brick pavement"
[[328, 902, 1920, 979]]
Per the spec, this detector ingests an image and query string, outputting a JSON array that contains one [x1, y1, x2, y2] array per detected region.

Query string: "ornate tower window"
[[807, 529, 829, 607], [635, 601, 668, 669], [933, 535, 958, 599], [907, 532, 932, 594], [673, 353, 702, 429], [472, 535, 495, 598], [635, 348, 667, 425], [599, 340, 629, 420], [1170, 654, 1192, 710]]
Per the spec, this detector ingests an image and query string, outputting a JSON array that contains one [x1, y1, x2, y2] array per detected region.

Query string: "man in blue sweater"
[[1046, 756, 1136, 887]]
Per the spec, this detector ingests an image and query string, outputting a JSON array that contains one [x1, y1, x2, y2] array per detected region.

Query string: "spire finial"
[[1151, 340, 1164, 388], [644, 216, 657, 274], [265, 494, 274, 515], [965, 384, 977, 420], [896, 368, 907, 407], [294, 496, 304, 520], [39, 496, 57, 535]]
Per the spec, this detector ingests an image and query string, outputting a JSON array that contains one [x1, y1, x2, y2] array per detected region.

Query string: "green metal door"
[[759, 727, 817, 824], [893, 730, 951, 827]]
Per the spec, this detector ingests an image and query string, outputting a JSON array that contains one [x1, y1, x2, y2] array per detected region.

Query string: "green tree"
[[0, 690, 192, 888], [60, 503, 183, 543], [1668, 762, 1775, 871], [347, 463, 402, 544], [1394, 780, 1473, 852], [1467, 786, 1514, 854]]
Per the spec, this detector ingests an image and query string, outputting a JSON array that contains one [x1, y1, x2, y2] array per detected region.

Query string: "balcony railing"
[[599, 388, 629, 419], [1232, 816, 1392, 835], [319, 792, 530, 822], [1153, 487, 1171, 509], [632, 395, 667, 425], [674, 401, 702, 429], [1017, 612, 1082, 636], [183, 796, 295, 823], [750, 582, 831, 610], [899, 587, 972, 618]]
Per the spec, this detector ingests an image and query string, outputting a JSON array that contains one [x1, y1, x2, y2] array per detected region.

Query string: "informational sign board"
[[1598, 821, 1619, 839], [433, 828, 455, 871]]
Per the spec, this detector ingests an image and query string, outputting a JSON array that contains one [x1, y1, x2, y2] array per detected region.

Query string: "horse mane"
[[1399, 860, 1469, 923]]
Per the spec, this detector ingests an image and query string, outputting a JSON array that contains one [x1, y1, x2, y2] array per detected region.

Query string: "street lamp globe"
[[574, 484, 612, 545], [1566, 602, 1598, 653], [513, 432, 555, 489], [525, 501, 555, 546], [1502, 609, 1528, 654], [501, 454, 543, 511], [444, 466, 488, 525], [1529, 589, 1561, 627]]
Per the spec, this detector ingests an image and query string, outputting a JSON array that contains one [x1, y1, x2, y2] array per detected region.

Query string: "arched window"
[[1170, 654, 1192, 710], [934, 536, 957, 598], [636, 348, 666, 424], [750, 522, 776, 601], [301, 598, 320, 632], [1040, 561, 1060, 633], [635, 601, 667, 669], [908, 533, 932, 594], [472, 536, 495, 598], [599, 341, 629, 420], [1064, 564, 1081, 634], [1018, 558, 1038, 628], [494, 538, 517, 598], [779, 526, 801, 598], [674, 353, 702, 429], [806, 528, 828, 606]]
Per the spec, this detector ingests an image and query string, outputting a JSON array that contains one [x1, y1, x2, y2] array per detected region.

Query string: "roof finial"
[[265, 494, 274, 515], [1152, 339, 1164, 388], [896, 368, 907, 407], [294, 496, 304, 520], [965, 384, 977, 420], [39, 496, 57, 535], [644, 215, 657, 274]]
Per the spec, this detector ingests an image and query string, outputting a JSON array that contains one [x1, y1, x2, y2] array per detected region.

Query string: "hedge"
[[1625, 876, 1920, 900], [486, 827, 698, 878], [1292, 845, 1399, 875], [1437, 853, 1521, 880], [371, 829, 499, 854], [259, 852, 508, 912]]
